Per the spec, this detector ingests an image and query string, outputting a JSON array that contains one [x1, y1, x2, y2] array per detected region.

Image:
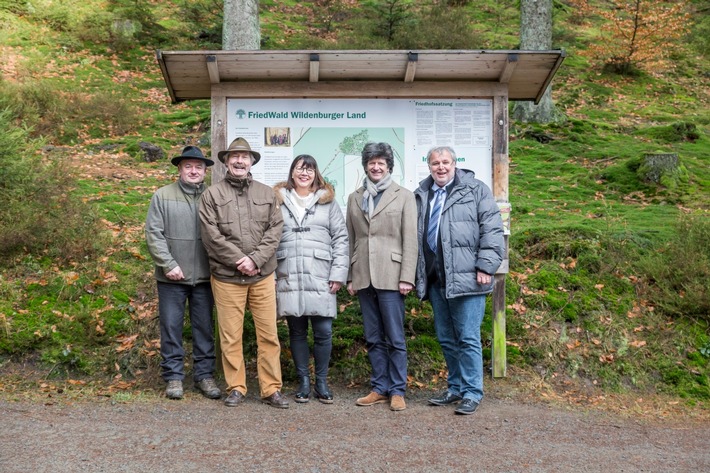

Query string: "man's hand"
[[476, 271, 492, 285], [399, 281, 413, 296], [165, 266, 185, 281], [329, 281, 342, 294], [236, 256, 259, 277], [347, 282, 356, 296]]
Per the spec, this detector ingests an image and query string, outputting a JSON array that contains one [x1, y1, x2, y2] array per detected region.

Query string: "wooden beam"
[[206, 55, 220, 84], [404, 52, 418, 83], [155, 50, 178, 103], [492, 275, 507, 378], [498, 53, 518, 84], [309, 53, 320, 83], [210, 95, 227, 184], [211, 81, 508, 99], [492, 93, 510, 378], [534, 50, 566, 104]]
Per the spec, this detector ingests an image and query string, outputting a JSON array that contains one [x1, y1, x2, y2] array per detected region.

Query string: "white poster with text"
[[226, 98, 492, 206]]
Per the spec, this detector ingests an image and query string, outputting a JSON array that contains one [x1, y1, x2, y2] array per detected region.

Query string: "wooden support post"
[[210, 94, 228, 376], [492, 94, 509, 378], [211, 95, 227, 185], [492, 274, 507, 377]]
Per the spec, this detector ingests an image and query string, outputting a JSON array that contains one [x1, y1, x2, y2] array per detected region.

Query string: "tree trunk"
[[512, 0, 560, 124], [215, 0, 261, 184], [223, 0, 261, 50]]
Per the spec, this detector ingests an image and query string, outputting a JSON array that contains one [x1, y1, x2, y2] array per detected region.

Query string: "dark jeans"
[[157, 281, 215, 382], [358, 285, 407, 396], [286, 316, 333, 380]]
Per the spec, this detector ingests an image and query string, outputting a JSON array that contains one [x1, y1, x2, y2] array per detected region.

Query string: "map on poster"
[[226, 98, 493, 207]]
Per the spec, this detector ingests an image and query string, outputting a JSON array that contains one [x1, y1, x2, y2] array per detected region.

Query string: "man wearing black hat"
[[145, 145, 221, 400], [199, 137, 288, 409]]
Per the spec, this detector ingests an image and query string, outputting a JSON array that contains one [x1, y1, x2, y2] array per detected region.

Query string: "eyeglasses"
[[294, 167, 315, 175]]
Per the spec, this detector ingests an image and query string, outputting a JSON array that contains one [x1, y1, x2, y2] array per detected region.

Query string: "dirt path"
[[2, 386, 709, 473]]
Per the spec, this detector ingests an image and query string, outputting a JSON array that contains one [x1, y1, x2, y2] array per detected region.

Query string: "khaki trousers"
[[211, 276, 282, 398]]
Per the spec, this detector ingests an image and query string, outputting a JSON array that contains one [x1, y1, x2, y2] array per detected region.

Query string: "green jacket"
[[145, 180, 211, 285]]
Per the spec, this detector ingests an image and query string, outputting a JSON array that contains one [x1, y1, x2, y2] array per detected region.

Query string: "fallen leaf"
[[599, 353, 614, 363]]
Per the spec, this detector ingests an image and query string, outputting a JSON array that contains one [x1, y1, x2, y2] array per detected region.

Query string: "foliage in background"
[[568, 0, 691, 74], [0, 0, 708, 406], [638, 215, 710, 322], [0, 109, 105, 263]]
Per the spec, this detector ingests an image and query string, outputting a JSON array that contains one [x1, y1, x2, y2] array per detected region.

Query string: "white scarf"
[[288, 189, 317, 224]]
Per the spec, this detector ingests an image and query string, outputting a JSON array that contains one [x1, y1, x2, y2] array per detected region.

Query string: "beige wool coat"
[[345, 182, 418, 291]]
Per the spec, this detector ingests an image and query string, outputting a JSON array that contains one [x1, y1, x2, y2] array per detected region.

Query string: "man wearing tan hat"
[[145, 145, 221, 401], [199, 137, 288, 408]]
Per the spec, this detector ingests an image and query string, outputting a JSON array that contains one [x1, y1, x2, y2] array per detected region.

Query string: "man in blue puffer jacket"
[[414, 145, 505, 415]]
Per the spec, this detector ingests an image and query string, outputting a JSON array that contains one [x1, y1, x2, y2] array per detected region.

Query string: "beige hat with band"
[[217, 137, 261, 164]]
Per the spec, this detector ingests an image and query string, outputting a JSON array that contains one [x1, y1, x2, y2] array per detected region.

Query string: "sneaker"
[[454, 398, 479, 415], [390, 395, 406, 411], [165, 380, 183, 400], [195, 378, 221, 399], [355, 391, 388, 406], [428, 390, 463, 406]]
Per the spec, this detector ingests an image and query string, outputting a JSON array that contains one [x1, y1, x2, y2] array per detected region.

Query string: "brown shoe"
[[262, 390, 290, 409], [224, 389, 245, 407], [356, 391, 388, 406], [390, 395, 406, 411]]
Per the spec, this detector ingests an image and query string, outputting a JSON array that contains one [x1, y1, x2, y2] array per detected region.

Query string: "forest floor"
[[2, 365, 709, 472], [2, 146, 709, 471]]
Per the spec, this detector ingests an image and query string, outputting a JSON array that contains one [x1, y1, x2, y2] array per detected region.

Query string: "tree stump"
[[637, 153, 686, 188]]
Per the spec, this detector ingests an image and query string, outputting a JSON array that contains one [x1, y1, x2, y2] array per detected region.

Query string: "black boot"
[[295, 376, 311, 403], [314, 378, 333, 404]]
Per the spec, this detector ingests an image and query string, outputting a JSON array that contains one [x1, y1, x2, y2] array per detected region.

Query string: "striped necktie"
[[427, 188, 445, 252]]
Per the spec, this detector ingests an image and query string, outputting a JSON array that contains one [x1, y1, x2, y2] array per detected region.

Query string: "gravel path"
[[2, 386, 709, 472]]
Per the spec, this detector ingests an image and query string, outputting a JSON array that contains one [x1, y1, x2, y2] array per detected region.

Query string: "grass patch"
[[0, 0, 708, 408]]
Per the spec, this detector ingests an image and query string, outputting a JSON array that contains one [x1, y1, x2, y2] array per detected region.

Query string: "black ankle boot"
[[314, 378, 333, 404], [295, 376, 311, 403]]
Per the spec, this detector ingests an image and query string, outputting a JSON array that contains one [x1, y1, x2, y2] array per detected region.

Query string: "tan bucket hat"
[[217, 137, 261, 164]]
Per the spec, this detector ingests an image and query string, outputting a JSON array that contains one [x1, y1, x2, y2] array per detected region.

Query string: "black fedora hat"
[[171, 146, 215, 167]]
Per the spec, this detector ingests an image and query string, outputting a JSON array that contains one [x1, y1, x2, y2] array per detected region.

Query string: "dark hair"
[[285, 154, 327, 192], [361, 142, 394, 173]]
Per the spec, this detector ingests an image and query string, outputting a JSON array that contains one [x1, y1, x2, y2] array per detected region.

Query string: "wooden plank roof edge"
[[157, 49, 565, 56], [533, 50, 567, 104], [155, 50, 178, 103], [155, 49, 566, 103]]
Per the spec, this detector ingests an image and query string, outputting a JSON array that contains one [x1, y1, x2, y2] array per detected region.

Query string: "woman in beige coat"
[[345, 142, 417, 412]]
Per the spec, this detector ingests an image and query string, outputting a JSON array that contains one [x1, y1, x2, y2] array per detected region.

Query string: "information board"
[[226, 98, 493, 206]]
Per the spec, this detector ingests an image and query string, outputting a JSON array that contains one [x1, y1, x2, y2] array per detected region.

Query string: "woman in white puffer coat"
[[274, 155, 349, 404]]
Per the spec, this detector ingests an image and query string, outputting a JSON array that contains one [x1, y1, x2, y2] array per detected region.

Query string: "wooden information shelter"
[[157, 49, 565, 377]]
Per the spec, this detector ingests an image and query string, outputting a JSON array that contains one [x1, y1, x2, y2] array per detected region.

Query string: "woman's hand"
[[329, 281, 342, 294]]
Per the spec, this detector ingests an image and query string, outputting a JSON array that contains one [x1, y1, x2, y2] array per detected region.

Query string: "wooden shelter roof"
[[156, 49, 565, 104]]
